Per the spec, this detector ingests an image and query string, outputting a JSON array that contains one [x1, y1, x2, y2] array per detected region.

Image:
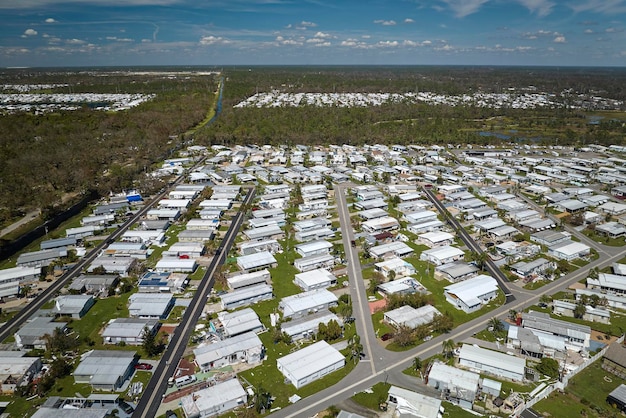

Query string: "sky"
[[0, 0, 625, 67]]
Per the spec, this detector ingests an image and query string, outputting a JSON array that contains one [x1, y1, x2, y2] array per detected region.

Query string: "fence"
[[516, 334, 624, 416]]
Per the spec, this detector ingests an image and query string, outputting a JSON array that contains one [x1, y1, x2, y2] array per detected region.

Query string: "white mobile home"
[[277, 341, 344, 389]]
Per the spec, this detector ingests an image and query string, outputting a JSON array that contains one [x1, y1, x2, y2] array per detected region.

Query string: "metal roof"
[[74, 350, 135, 385], [193, 332, 262, 365], [280, 288, 338, 318], [459, 344, 525, 375], [277, 340, 344, 383]]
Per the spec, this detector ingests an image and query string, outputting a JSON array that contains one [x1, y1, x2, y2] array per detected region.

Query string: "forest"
[[196, 66, 626, 148], [1, 65, 626, 236], [0, 70, 217, 225]]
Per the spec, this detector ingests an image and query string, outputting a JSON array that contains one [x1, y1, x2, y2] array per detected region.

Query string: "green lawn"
[[401, 255, 506, 328], [534, 360, 626, 418], [238, 331, 358, 412], [352, 382, 391, 410], [582, 229, 625, 247], [65, 292, 133, 350], [351, 382, 484, 418]]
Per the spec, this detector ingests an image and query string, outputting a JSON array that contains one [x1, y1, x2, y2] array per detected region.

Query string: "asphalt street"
[[267, 182, 619, 418]]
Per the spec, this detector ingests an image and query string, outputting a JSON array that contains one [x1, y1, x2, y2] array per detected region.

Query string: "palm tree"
[[488, 317, 504, 334], [441, 339, 455, 359], [253, 385, 272, 413], [413, 356, 422, 372], [348, 334, 363, 363]]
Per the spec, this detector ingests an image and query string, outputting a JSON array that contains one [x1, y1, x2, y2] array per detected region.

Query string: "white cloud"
[[521, 30, 562, 39], [295, 21, 317, 30], [374, 19, 397, 26], [141, 39, 152, 43], [422, 40, 432, 45], [306, 38, 325, 43], [435, 44, 455, 51], [378, 40, 399, 47], [23, 28, 38, 36], [571, 0, 626, 15], [553, 35, 566, 43], [45, 17, 56, 23], [199, 35, 231, 45], [516, 0, 555, 17], [404, 18, 415, 23], [281, 39, 302, 45], [441, 0, 489, 18], [584, 29, 594, 33], [341, 38, 358, 46], [361, 35, 371, 39], [106, 36, 133, 42], [314, 41, 331, 47], [403, 40, 420, 47], [66, 38, 86, 44], [314, 31, 332, 39]]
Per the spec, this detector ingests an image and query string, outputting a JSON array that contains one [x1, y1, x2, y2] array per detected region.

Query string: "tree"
[[442, 339, 456, 359], [414, 324, 430, 341], [252, 385, 272, 413], [468, 250, 488, 271], [393, 325, 415, 347], [44, 327, 79, 354], [537, 357, 560, 378], [539, 294, 553, 305], [348, 334, 363, 363], [556, 259, 570, 275], [318, 320, 342, 342], [573, 302, 586, 319], [413, 356, 422, 372], [432, 313, 454, 334], [142, 327, 161, 357], [488, 317, 504, 334]]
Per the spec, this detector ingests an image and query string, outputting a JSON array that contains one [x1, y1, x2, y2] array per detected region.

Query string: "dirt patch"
[[369, 298, 387, 314]]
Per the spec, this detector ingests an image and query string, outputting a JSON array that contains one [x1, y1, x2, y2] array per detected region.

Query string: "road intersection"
[[268, 182, 621, 418]]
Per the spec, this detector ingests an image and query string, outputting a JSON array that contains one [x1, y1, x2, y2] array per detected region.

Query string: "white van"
[[174, 375, 197, 388]]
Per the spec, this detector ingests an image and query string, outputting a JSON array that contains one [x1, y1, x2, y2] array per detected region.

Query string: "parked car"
[[381, 333, 393, 341], [134, 363, 153, 370], [119, 400, 134, 414]]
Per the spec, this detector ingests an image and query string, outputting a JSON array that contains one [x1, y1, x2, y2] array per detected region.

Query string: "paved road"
[[422, 187, 514, 299], [0, 178, 187, 343], [267, 182, 614, 418], [133, 187, 255, 418]]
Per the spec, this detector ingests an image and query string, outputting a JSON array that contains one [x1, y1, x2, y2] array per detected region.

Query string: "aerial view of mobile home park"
[[0, 64, 626, 418]]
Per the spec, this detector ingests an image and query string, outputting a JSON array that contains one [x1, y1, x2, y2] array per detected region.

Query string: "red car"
[[134, 363, 153, 370], [381, 333, 393, 341]]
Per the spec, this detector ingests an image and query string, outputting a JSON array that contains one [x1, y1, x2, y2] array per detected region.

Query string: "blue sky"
[[1, 0, 625, 67]]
